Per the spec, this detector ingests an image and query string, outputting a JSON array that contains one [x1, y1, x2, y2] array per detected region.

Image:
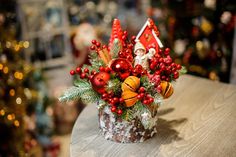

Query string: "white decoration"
[[221, 11, 232, 24], [204, 0, 216, 10], [174, 39, 187, 56]]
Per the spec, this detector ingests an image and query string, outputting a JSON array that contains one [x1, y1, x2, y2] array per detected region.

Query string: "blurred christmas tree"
[[149, 0, 235, 82], [0, 1, 59, 156]]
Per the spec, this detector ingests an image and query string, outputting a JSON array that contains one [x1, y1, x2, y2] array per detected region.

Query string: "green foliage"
[[153, 93, 163, 105], [122, 101, 151, 121], [110, 38, 122, 58], [140, 76, 156, 95], [105, 78, 122, 95], [179, 66, 187, 75], [121, 108, 135, 121], [89, 52, 105, 71], [59, 79, 99, 104]]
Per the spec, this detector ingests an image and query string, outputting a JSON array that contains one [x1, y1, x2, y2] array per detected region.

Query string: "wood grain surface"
[[70, 75, 236, 157]]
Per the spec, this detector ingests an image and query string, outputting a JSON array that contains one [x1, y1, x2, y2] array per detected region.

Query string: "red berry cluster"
[[70, 67, 97, 80], [136, 87, 154, 105], [117, 35, 136, 63], [149, 47, 182, 83], [90, 39, 108, 52], [132, 64, 147, 77], [102, 91, 124, 115], [99, 66, 111, 73]]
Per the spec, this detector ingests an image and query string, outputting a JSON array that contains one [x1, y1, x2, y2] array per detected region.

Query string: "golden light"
[[14, 72, 24, 80], [18, 72, 23, 80], [7, 114, 13, 121], [19, 41, 24, 47], [23, 41, 29, 48], [14, 44, 20, 51], [6, 41, 11, 48], [14, 120, 20, 127], [12, 114, 15, 120], [196, 41, 203, 51], [0, 64, 3, 70], [9, 89, 15, 96], [209, 71, 219, 81], [3, 66, 8, 74], [0, 109, 5, 116], [14, 72, 18, 78], [16, 97, 22, 104]]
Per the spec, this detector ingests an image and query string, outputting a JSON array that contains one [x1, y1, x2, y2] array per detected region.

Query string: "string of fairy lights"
[[0, 40, 34, 128]]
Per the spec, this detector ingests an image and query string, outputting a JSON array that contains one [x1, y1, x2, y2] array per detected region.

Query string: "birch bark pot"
[[98, 105, 158, 143]]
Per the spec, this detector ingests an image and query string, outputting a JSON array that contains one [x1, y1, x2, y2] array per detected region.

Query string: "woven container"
[[98, 105, 158, 143]]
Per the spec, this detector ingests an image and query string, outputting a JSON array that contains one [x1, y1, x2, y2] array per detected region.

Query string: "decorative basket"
[[59, 18, 186, 143]]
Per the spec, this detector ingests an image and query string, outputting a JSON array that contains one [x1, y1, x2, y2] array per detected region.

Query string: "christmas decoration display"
[[60, 18, 186, 143]]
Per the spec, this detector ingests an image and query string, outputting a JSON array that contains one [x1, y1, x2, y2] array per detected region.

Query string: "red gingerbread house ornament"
[[135, 18, 163, 52]]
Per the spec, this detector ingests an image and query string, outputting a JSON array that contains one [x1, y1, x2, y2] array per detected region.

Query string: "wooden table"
[[70, 75, 236, 157]]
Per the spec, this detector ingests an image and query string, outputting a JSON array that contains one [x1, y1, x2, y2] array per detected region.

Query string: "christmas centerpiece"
[[59, 18, 186, 143]]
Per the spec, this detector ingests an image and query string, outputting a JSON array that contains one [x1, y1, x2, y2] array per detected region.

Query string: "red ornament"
[[109, 58, 132, 80], [90, 72, 110, 94]]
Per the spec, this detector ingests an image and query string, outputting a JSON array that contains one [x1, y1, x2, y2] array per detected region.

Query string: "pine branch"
[[153, 93, 163, 105], [140, 76, 156, 95], [105, 78, 122, 95], [110, 38, 122, 58], [59, 86, 81, 102], [122, 101, 151, 121], [89, 52, 105, 71], [59, 79, 100, 104], [122, 108, 135, 121]]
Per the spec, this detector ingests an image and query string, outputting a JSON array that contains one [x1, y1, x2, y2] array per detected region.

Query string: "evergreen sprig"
[[153, 93, 163, 105], [122, 101, 151, 121], [140, 76, 156, 95], [59, 86, 81, 102], [89, 52, 105, 71], [105, 78, 122, 95], [110, 38, 122, 58], [59, 79, 100, 104]]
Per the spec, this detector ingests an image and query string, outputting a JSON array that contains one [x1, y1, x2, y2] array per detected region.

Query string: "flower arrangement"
[[60, 18, 186, 143]]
